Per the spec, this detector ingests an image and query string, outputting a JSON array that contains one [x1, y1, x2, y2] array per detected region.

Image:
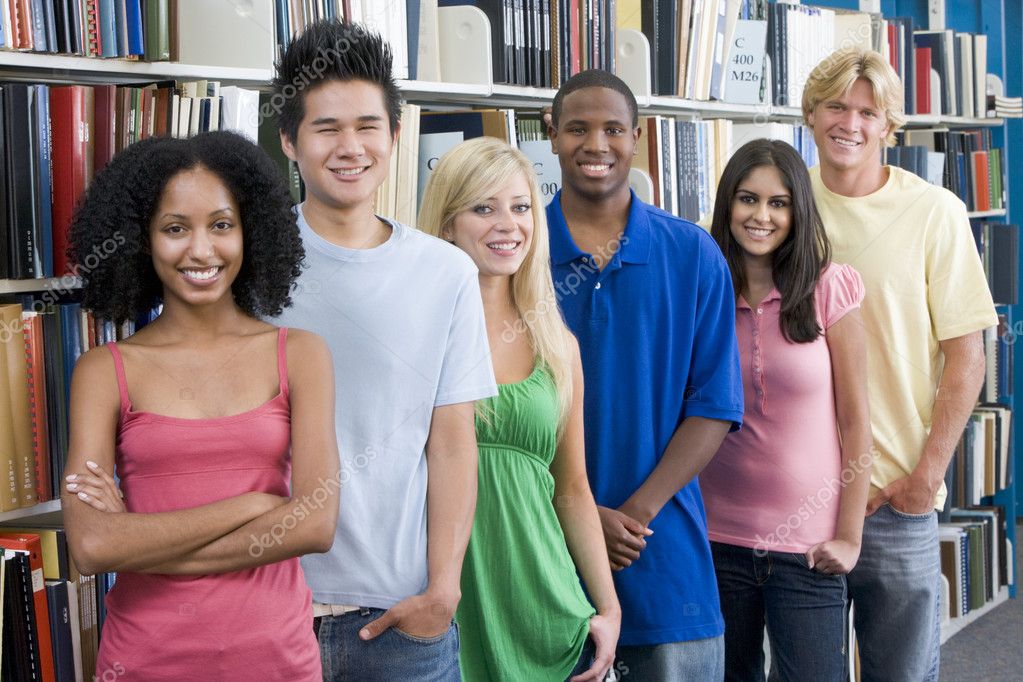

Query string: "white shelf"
[[0, 276, 82, 294], [968, 209, 1008, 219], [0, 499, 61, 523], [0, 50, 272, 84], [940, 586, 1010, 644], [905, 113, 1004, 127]]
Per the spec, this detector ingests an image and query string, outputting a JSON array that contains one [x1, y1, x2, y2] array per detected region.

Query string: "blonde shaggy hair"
[[802, 47, 906, 146], [418, 137, 575, 430]]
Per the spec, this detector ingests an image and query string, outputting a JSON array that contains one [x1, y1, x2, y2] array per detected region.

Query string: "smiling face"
[[729, 164, 793, 266], [149, 166, 243, 310], [443, 171, 534, 282], [280, 79, 397, 216], [550, 86, 639, 203], [808, 78, 890, 176]]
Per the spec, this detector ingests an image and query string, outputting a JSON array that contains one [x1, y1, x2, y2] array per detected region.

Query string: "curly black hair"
[[273, 19, 402, 142], [68, 131, 304, 324]]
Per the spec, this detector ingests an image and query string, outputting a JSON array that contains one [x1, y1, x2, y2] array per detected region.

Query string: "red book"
[[8, 0, 34, 49], [914, 46, 932, 115], [93, 85, 118, 174], [971, 151, 991, 212], [887, 25, 899, 71], [23, 313, 51, 502], [49, 86, 91, 277], [0, 533, 56, 682], [569, 0, 581, 76]]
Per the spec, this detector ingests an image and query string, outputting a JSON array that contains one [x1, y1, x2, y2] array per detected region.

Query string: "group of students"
[[56, 17, 996, 682]]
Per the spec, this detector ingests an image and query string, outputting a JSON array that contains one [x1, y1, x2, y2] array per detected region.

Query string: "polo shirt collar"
[[736, 288, 782, 310], [547, 190, 651, 265]]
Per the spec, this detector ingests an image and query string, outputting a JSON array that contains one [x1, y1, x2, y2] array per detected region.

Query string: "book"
[[0, 532, 56, 681], [1, 303, 36, 507]]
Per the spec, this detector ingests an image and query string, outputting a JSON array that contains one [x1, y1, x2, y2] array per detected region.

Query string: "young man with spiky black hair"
[[545, 69, 743, 679], [271, 20, 496, 680]]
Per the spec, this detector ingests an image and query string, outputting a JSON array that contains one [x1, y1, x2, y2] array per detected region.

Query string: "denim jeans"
[[566, 637, 596, 680], [847, 502, 941, 682], [313, 607, 460, 681], [710, 541, 847, 682], [615, 634, 724, 681]]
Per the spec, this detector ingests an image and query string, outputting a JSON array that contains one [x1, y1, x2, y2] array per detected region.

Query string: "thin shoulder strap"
[[277, 327, 290, 398], [106, 342, 131, 415]]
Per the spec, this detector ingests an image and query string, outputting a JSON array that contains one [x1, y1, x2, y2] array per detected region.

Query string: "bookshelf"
[[0, 3, 1018, 678]]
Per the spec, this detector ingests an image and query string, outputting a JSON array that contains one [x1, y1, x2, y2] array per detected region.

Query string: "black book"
[[987, 223, 1019, 305], [2, 83, 43, 279], [2, 551, 44, 681], [46, 580, 76, 682], [0, 88, 7, 280], [642, 1, 677, 96]]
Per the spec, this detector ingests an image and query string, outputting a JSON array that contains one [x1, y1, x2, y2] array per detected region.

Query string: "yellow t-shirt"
[[810, 165, 998, 509]]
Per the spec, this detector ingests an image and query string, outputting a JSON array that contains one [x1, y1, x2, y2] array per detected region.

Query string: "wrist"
[[424, 584, 461, 613], [620, 496, 656, 527]]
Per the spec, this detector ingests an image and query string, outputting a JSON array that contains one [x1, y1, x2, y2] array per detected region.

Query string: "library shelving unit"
[[0, 1, 1018, 659]]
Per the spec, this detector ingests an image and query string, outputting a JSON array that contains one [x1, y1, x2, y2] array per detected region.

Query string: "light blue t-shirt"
[[273, 206, 497, 608]]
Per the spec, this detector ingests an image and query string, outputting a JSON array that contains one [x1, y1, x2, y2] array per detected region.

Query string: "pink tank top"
[[96, 328, 321, 681]]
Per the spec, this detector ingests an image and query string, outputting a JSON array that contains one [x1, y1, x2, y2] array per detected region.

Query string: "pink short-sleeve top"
[[701, 262, 865, 553]]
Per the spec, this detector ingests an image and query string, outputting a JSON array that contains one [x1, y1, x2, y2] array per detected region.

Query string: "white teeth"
[[334, 167, 368, 176], [833, 137, 859, 147], [182, 267, 220, 281], [582, 164, 610, 172], [746, 227, 772, 237], [488, 242, 518, 251]]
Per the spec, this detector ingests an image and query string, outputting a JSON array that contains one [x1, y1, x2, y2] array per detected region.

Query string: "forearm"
[[622, 417, 731, 525], [914, 335, 986, 491], [426, 444, 477, 598], [834, 429, 873, 544], [142, 492, 338, 574], [64, 491, 277, 575], [555, 480, 620, 616]]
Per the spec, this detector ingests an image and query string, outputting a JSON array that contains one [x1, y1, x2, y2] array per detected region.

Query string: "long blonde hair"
[[419, 137, 575, 431]]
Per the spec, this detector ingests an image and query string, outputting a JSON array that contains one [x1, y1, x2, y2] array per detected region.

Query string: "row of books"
[[0, 529, 110, 681], [941, 405, 1013, 511], [938, 507, 1012, 623], [888, 128, 1007, 215], [0, 301, 147, 513], [0, 79, 259, 281]]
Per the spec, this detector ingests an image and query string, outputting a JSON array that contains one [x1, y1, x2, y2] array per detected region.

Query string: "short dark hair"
[[551, 69, 639, 128], [710, 139, 831, 344], [273, 20, 402, 142], [69, 132, 304, 324]]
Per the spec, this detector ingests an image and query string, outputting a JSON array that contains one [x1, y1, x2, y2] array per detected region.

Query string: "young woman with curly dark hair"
[[61, 131, 339, 681]]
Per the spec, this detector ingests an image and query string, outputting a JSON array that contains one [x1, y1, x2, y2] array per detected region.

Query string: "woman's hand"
[[65, 460, 125, 513], [570, 610, 620, 682], [806, 538, 861, 575]]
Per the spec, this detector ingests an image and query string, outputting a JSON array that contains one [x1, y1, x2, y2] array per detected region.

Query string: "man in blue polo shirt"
[[546, 70, 743, 679]]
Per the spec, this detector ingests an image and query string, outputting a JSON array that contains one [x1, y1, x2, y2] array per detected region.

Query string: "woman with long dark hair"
[[701, 139, 872, 681]]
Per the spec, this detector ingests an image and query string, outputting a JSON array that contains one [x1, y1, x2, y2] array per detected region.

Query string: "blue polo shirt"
[[547, 190, 743, 646]]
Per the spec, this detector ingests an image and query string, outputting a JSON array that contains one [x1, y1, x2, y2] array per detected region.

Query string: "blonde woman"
[[420, 137, 620, 681]]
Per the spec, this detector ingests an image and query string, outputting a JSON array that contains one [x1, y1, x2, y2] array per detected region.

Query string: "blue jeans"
[[616, 635, 724, 681], [313, 608, 460, 681], [711, 541, 847, 682], [847, 502, 941, 682], [566, 637, 596, 680]]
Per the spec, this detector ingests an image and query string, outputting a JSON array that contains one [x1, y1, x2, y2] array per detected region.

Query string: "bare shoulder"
[[283, 327, 330, 356], [71, 345, 121, 405]]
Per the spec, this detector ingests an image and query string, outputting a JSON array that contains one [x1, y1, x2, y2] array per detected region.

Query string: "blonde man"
[[802, 48, 996, 682]]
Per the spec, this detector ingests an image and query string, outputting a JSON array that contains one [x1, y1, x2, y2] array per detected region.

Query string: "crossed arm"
[[63, 331, 340, 576]]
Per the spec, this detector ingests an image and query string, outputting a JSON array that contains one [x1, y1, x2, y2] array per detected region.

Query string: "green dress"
[[457, 363, 596, 681]]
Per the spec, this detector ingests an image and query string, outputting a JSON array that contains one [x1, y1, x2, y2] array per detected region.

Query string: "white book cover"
[[973, 34, 988, 118], [518, 140, 561, 204], [219, 86, 260, 142], [417, 131, 464, 211], [175, 0, 275, 71], [957, 34, 975, 118], [724, 20, 767, 105]]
